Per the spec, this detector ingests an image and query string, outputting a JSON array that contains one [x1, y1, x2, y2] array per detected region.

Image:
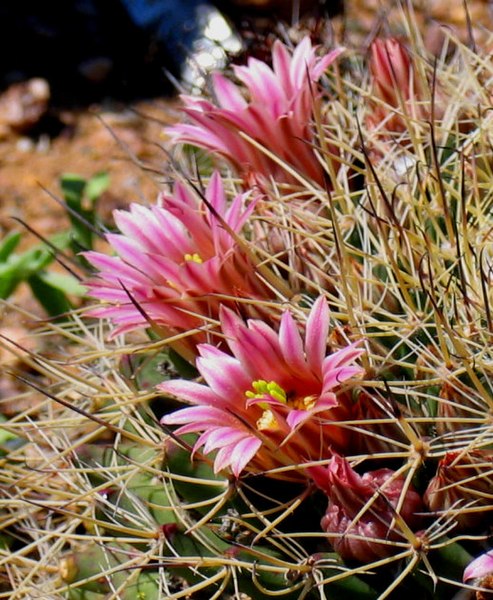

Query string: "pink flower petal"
[[306, 296, 330, 374], [284, 394, 338, 431], [279, 310, 309, 376], [272, 39, 293, 95], [206, 171, 226, 217], [322, 365, 364, 391], [234, 326, 287, 381], [196, 351, 251, 403], [286, 409, 310, 431], [289, 36, 313, 89], [213, 73, 247, 111], [234, 58, 285, 116], [158, 380, 224, 408], [322, 342, 365, 372], [213, 446, 234, 474], [311, 47, 345, 80], [219, 305, 248, 355], [161, 405, 228, 426], [228, 435, 263, 477], [464, 551, 493, 582], [201, 427, 251, 453]]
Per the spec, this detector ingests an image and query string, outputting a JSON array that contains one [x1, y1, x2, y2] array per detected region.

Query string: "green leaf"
[[27, 273, 73, 317], [60, 174, 93, 251], [0, 424, 17, 445], [430, 538, 473, 589], [67, 569, 161, 600], [85, 444, 179, 530], [164, 436, 228, 506], [35, 270, 86, 297], [0, 262, 22, 299], [86, 171, 110, 203], [60, 173, 86, 206], [0, 232, 71, 301], [60, 171, 109, 253], [62, 543, 136, 594], [67, 590, 103, 600], [104, 446, 177, 527], [0, 249, 53, 300], [313, 554, 378, 599], [0, 533, 13, 550], [168, 348, 199, 379], [0, 231, 21, 262], [19, 232, 71, 273]]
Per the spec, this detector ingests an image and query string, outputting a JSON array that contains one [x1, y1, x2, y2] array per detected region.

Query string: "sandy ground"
[[0, 96, 180, 399]]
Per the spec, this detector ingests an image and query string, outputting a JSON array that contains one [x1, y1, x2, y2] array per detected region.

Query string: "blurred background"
[[0, 0, 343, 104]]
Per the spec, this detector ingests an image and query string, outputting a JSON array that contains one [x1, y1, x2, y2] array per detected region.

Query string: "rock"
[[78, 57, 114, 84], [0, 78, 50, 138]]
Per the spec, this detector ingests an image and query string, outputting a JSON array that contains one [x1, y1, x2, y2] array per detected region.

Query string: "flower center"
[[246, 380, 318, 432], [184, 253, 203, 264], [246, 380, 286, 432], [292, 395, 317, 411]]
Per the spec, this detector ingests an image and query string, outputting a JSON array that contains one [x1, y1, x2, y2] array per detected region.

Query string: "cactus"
[[3, 5, 493, 599]]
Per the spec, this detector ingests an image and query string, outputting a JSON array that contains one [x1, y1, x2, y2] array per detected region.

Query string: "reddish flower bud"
[[424, 451, 493, 530], [370, 38, 419, 109], [351, 390, 406, 455], [309, 455, 423, 562], [367, 38, 429, 132], [436, 379, 480, 436], [161, 523, 178, 541]]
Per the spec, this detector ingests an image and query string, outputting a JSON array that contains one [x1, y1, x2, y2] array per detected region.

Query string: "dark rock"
[[0, 0, 209, 104]]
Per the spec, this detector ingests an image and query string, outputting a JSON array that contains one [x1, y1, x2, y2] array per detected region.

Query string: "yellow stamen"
[[292, 395, 317, 411], [256, 409, 279, 431], [184, 253, 203, 264]]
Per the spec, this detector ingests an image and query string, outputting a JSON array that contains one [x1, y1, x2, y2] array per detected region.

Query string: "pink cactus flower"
[[308, 455, 423, 562], [84, 172, 270, 356], [160, 296, 365, 479], [167, 37, 344, 187], [464, 550, 493, 583]]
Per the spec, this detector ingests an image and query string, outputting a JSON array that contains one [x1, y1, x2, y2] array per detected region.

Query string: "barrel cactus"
[[2, 8, 493, 600]]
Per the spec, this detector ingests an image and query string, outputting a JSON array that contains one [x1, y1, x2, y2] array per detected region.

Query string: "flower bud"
[[367, 38, 429, 132], [424, 451, 493, 530], [436, 379, 480, 436], [351, 390, 406, 455], [371, 39, 416, 106], [309, 455, 423, 562]]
